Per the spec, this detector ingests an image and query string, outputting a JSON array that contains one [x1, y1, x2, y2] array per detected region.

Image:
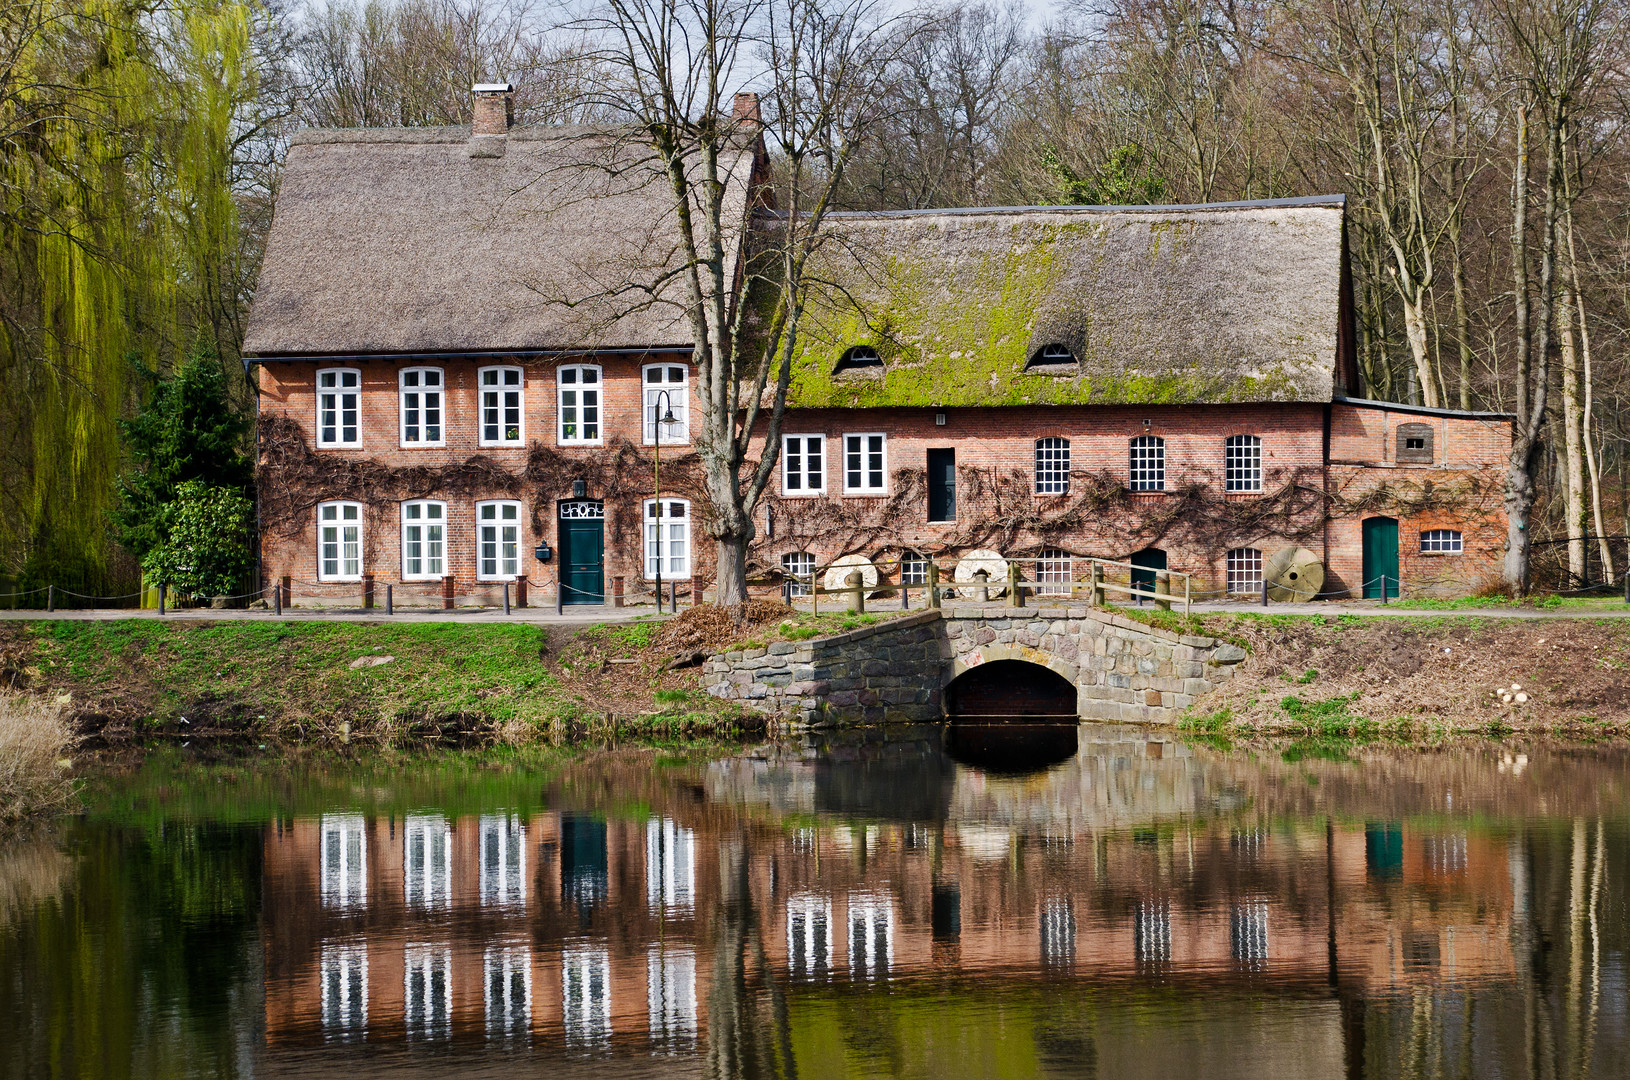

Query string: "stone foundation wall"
[[701, 605, 1246, 728]]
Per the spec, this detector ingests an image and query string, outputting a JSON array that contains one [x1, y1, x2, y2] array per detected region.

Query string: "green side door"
[[558, 501, 605, 605], [1130, 547, 1167, 593], [1362, 516, 1399, 599]]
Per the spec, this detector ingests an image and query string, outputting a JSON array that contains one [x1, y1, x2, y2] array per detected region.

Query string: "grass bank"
[[0, 693, 75, 822], [0, 618, 758, 744], [1172, 611, 1630, 738]]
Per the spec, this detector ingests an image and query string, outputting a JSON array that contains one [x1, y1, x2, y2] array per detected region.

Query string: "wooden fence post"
[[928, 562, 941, 609], [1009, 561, 1024, 608], [691, 574, 703, 607], [848, 571, 864, 614], [280, 575, 292, 610], [362, 572, 374, 610], [1154, 570, 1171, 612], [1090, 562, 1103, 607], [612, 576, 624, 608], [515, 576, 528, 608], [442, 575, 455, 611]]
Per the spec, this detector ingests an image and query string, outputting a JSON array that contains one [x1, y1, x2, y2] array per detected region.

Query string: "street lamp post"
[[650, 389, 680, 612]]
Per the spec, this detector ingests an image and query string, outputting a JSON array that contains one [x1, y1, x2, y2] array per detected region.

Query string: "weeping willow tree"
[[0, 0, 257, 593]]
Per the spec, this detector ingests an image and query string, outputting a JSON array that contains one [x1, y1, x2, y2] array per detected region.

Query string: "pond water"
[[3, 725, 1629, 1079]]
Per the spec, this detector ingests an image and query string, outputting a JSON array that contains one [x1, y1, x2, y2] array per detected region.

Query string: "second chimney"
[[472, 83, 515, 137], [732, 92, 761, 127]]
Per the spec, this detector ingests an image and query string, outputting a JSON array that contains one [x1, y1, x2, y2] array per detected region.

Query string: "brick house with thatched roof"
[[244, 85, 1510, 608]]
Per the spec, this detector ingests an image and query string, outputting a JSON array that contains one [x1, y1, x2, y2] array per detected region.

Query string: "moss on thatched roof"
[[782, 197, 1348, 407], [243, 124, 758, 357]]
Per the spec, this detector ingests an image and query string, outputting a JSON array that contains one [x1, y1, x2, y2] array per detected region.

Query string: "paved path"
[[0, 604, 673, 624]]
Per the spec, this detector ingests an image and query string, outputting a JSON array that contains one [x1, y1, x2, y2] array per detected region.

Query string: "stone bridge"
[[701, 603, 1247, 728]]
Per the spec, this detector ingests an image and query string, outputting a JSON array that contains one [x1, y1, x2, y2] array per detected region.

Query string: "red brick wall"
[[257, 358, 1512, 605]]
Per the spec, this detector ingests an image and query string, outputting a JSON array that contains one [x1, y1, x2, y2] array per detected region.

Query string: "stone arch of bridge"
[[944, 652, 1079, 719]]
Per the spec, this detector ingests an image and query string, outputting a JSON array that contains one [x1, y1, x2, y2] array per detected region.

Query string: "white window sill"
[[780, 489, 827, 498]]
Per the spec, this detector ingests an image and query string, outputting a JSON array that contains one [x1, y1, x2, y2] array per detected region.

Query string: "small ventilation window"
[[1396, 422, 1434, 464], [835, 346, 883, 373], [1026, 343, 1076, 371]]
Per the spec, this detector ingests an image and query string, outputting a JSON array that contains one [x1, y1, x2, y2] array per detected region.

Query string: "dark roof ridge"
[[1334, 395, 1514, 421], [289, 122, 654, 147], [809, 194, 1346, 221]]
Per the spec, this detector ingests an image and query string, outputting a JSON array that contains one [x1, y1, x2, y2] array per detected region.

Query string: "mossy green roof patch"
[[783, 200, 1346, 408]]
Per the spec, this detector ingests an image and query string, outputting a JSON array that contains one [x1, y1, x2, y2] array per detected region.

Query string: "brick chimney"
[[732, 92, 761, 127], [472, 83, 514, 136]]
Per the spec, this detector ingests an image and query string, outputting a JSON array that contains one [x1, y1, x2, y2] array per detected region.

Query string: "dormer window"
[[1026, 343, 1076, 371], [834, 345, 883, 373]]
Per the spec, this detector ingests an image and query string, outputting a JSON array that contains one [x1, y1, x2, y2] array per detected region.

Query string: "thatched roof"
[[781, 197, 1351, 407], [243, 125, 759, 357]]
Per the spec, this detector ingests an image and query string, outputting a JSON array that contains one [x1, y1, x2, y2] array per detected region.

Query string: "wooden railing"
[[783, 555, 1192, 616]]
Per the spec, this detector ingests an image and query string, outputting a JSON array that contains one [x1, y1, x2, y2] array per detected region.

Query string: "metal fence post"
[[902, 583, 910, 610], [503, 581, 511, 615], [274, 584, 282, 616], [157, 584, 165, 616], [669, 581, 677, 611], [1380, 574, 1388, 604], [46, 584, 54, 613], [1261, 578, 1269, 607], [385, 584, 393, 615], [556, 577, 564, 615]]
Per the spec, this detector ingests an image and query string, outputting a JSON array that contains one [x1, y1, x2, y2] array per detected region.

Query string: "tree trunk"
[[1502, 105, 1533, 595], [1452, 230, 1472, 411], [1558, 281, 1588, 585], [1399, 291, 1441, 409], [711, 520, 754, 609], [1565, 198, 1615, 582]]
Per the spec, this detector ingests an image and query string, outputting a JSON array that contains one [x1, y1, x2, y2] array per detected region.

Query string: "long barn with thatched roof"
[[244, 84, 1510, 615]]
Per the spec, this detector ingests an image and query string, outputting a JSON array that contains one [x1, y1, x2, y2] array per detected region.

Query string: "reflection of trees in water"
[[706, 834, 797, 1080]]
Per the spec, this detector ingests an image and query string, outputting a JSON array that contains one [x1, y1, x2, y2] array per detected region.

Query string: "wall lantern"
[[572, 478, 587, 499]]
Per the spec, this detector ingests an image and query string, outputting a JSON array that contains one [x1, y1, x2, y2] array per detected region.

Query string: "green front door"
[[558, 500, 605, 605], [1130, 547, 1166, 593], [1362, 516, 1399, 598]]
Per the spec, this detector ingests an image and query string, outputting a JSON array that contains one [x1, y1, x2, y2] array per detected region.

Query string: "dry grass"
[[0, 835, 73, 927], [0, 692, 75, 822]]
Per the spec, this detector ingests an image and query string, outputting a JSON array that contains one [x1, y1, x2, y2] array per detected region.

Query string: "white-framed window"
[[782, 551, 815, 596], [782, 434, 826, 495], [318, 502, 364, 582], [404, 943, 453, 1042], [1231, 899, 1269, 969], [320, 813, 368, 910], [644, 499, 691, 579], [1040, 897, 1076, 967], [1130, 435, 1165, 491], [476, 500, 523, 580], [401, 500, 445, 580], [787, 893, 834, 980], [557, 364, 601, 444], [1225, 435, 1262, 493], [485, 944, 533, 1040], [647, 945, 698, 1051], [398, 367, 444, 446], [1421, 529, 1463, 553], [843, 433, 887, 494], [561, 945, 612, 1050], [479, 366, 524, 445], [847, 891, 894, 980], [1035, 437, 1070, 494], [645, 818, 696, 915], [1135, 898, 1172, 964], [317, 368, 361, 448], [899, 551, 928, 586], [403, 813, 451, 910], [1227, 547, 1263, 595], [479, 813, 526, 908], [643, 363, 690, 445], [1037, 548, 1073, 596], [320, 941, 369, 1041]]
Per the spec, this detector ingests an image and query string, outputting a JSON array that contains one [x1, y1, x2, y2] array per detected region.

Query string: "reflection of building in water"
[[645, 818, 694, 914], [320, 814, 367, 910], [403, 942, 452, 1041], [319, 940, 367, 1041], [264, 780, 1518, 1053], [561, 945, 612, 1050], [480, 813, 526, 909], [646, 945, 697, 1052], [484, 944, 531, 1040], [403, 814, 451, 910]]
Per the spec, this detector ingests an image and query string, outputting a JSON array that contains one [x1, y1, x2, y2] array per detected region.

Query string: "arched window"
[[1026, 343, 1076, 371], [1036, 547, 1073, 596], [1129, 435, 1165, 491], [1035, 437, 1070, 494], [1420, 529, 1463, 553], [557, 364, 601, 444], [782, 551, 815, 596], [1224, 435, 1262, 492], [834, 345, 883, 373], [1226, 547, 1263, 595]]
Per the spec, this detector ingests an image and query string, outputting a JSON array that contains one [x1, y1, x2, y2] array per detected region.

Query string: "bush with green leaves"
[[141, 481, 255, 597], [115, 342, 254, 562]]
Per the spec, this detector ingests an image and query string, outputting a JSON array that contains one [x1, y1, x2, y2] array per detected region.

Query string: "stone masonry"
[[701, 605, 1247, 728]]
